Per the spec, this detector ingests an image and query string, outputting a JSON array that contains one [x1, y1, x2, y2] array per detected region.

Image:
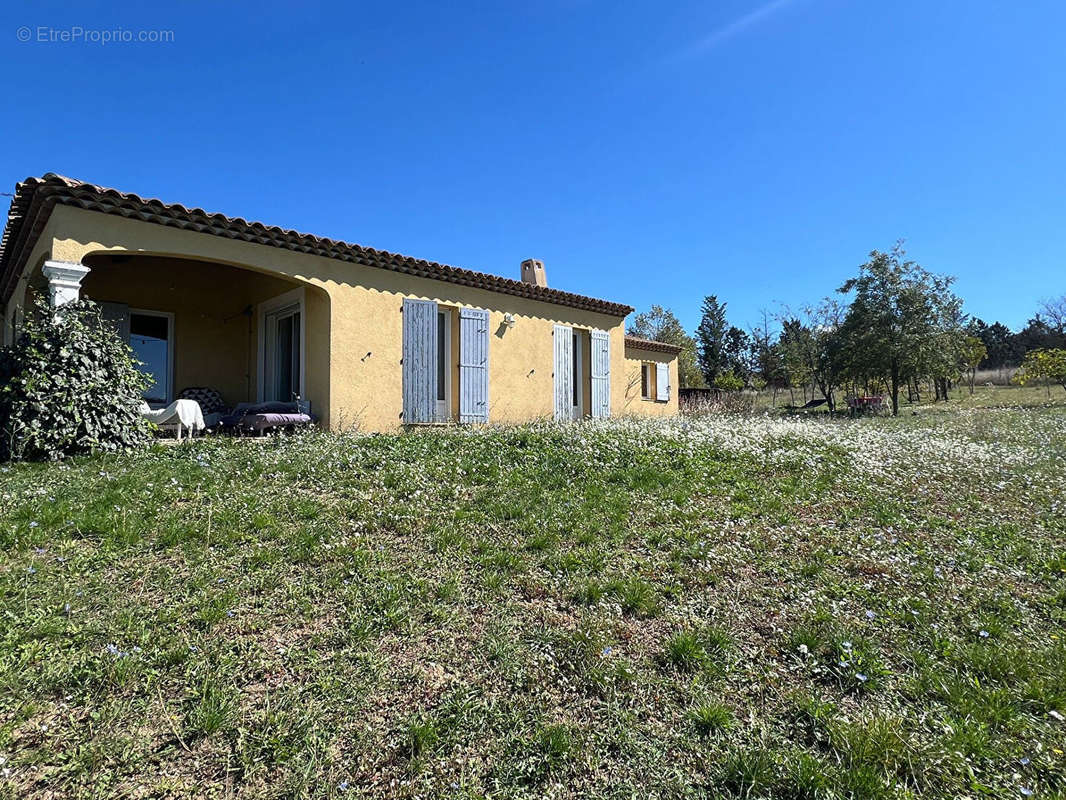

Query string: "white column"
[[42, 261, 91, 308]]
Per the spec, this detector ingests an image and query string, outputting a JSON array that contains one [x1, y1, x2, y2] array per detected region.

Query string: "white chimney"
[[520, 258, 547, 287]]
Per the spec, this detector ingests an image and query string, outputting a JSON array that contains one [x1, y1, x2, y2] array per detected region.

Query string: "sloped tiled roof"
[[0, 174, 634, 317], [624, 335, 683, 354]]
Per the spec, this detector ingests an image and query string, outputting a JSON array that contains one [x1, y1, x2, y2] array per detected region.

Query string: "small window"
[[641, 363, 655, 400]]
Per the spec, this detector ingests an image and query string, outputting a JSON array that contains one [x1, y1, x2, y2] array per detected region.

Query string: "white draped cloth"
[[139, 399, 205, 433]]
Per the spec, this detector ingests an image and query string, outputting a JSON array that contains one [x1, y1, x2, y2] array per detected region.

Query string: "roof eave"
[[0, 174, 634, 317]]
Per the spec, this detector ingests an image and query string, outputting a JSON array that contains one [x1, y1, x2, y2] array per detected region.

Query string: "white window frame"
[[257, 287, 306, 403], [436, 308, 453, 421], [129, 308, 175, 404]]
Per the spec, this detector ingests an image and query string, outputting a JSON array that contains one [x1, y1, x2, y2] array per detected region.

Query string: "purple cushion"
[[223, 412, 314, 431]]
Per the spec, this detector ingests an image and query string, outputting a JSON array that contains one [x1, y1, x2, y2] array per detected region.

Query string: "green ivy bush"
[[0, 298, 151, 461]]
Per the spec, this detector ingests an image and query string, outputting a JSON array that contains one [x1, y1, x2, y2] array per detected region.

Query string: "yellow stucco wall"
[[622, 345, 680, 416], [26, 205, 677, 431], [323, 272, 626, 430]]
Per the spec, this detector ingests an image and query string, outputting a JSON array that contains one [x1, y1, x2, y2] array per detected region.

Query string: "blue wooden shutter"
[[590, 329, 610, 418], [553, 324, 573, 421], [459, 308, 489, 423], [402, 298, 438, 423], [656, 362, 670, 401]]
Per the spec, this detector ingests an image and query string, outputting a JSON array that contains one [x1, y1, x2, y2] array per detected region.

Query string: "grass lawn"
[[1, 404, 1064, 798]]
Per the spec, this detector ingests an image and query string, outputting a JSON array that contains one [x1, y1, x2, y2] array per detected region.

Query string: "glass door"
[[264, 304, 301, 402]]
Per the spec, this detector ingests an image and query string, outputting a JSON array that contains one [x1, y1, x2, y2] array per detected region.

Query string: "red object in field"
[[847, 395, 884, 413]]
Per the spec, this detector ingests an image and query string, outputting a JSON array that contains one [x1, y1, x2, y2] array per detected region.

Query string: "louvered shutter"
[[99, 302, 131, 343], [656, 362, 670, 401], [553, 324, 573, 421], [590, 329, 610, 418], [402, 298, 438, 423], [459, 308, 489, 423]]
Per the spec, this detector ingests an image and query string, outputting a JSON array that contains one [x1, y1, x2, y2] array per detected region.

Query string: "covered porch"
[[23, 253, 329, 421]]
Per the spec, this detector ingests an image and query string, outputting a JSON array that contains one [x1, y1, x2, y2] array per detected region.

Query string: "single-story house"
[[0, 174, 680, 431]]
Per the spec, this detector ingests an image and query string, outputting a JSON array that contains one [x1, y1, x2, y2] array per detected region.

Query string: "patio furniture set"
[[140, 387, 315, 439]]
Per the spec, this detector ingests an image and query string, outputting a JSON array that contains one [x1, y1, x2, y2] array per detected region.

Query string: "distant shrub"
[[713, 371, 745, 391], [680, 388, 757, 416], [0, 298, 151, 461]]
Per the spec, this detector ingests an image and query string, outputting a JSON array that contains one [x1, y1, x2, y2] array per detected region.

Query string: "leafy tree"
[[0, 298, 151, 461], [776, 302, 846, 412], [723, 326, 751, 383], [778, 317, 814, 400], [837, 242, 963, 415], [696, 296, 729, 385], [750, 312, 785, 402], [927, 299, 970, 402], [628, 305, 705, 388], [1013, 348, 1066, 396], [968, 319, 1017, 369], [807, 300, 847, 412], [959, 335, 987, 395], [1015, 315, 1066, 354]]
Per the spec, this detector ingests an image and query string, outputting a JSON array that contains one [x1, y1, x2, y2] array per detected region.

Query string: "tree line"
[[627, 242, 1066, 415]]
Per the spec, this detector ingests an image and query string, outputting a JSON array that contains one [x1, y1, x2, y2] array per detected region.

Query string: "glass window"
[[275, 312, 300, 401], [130, 312, 170, 403]]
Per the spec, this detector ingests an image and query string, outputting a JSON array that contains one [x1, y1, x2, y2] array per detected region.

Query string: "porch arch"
[[77, 251, 331, 418]]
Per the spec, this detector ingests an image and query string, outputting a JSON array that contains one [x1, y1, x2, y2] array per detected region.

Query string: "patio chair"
[[178, 387, 229, 429], [139, 399, 206, 440]]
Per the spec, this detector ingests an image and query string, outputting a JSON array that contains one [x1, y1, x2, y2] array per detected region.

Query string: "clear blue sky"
[[2, 1, 1063, 333]]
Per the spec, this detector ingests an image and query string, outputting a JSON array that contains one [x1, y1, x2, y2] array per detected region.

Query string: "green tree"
[[838, 242, 963, 415], [776, 303, 846, 412], [628, 305, 704, 388], [808, 301, 847, 413], [959, 335, 987, 395], [927, 300, 970, 402], [1013, 348, 1066, 396], [968, 319, 1017, 369], [696, 295, 729, 385], [750, 311, 785, 402], [778, 317, 814, 401], [723, 326, 751, 383]]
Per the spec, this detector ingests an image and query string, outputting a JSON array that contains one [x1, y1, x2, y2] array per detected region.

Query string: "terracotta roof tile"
[[0, 174, 634, 317], [624, 335, 683, 354]]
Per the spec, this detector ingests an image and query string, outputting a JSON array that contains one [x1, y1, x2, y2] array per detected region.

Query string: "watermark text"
[[16, 26, 175, 44]]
